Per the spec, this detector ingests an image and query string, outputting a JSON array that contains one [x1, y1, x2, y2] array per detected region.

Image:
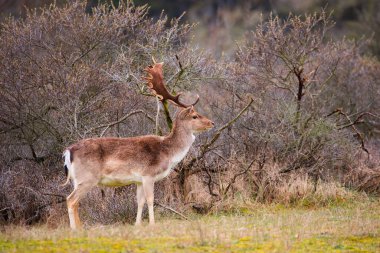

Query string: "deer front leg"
[[142, 176, 155, 225], [135, 184, 145, 226]]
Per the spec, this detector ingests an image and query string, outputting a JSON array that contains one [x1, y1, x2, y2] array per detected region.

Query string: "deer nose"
[[211, 121, 215, 126]]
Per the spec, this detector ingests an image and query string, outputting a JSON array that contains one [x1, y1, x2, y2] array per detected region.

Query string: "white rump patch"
[[63, 149, 77, 188], [63, 150, 71, 169]]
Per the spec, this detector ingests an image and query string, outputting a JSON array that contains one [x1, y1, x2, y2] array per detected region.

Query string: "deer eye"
[[192, 115, 198, 119]]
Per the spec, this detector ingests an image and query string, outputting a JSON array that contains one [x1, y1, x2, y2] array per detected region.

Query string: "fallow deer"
[[63, 61, 214, 229]]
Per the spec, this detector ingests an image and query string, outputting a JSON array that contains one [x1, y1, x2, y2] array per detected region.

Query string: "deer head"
[[176, 106, 214, 132]]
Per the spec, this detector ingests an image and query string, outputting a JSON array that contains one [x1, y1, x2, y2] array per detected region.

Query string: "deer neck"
[[164, 121, 195, 162]]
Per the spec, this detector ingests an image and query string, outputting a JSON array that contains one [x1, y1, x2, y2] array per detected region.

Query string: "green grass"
[[1, 199, 379, 252]]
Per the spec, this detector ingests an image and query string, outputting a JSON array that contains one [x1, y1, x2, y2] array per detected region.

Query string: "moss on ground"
[[0, 235, 379, 252], [290, 236, 380, 253]]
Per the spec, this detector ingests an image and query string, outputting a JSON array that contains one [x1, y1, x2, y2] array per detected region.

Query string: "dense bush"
[[0, 1, 214, 224], [184, 11, 380, 207]]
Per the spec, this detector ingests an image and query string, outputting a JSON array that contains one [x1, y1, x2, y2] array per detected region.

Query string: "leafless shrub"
[[0, 161, 65, 225], [230, 11, 378, 177], [185, 10, 379, 212]]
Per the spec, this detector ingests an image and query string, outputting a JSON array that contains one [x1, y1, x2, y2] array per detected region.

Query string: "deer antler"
[[144, 61, 199, 108]]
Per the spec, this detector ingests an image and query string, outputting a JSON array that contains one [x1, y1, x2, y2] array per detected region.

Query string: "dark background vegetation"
[[1, 0, 380, 57], [0, 0, 379, 226]]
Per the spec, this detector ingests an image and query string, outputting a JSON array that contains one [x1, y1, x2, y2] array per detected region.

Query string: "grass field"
[[1, 200, 379, 252]]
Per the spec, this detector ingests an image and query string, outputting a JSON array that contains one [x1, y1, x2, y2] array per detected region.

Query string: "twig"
[[338, 112, 379, 129], [185, 97, 254, 171], [167, 54, 186, 89], [326, 108, 370, 155], [83, 110, 156, 136], [71, 41, 101, 67], [223, 159, 255, 196], [201, 97, 254, 154], [40, 192, 66, 199], [155, 96, 160, 135], [19, 187, 66, 224], [175, 54, 183, 70], [0, 207, 10, 213], [205, 165, 219, 197], [25, 198, 66, 225], [154, 201, 189, 220], [99, 110, 144, 135]]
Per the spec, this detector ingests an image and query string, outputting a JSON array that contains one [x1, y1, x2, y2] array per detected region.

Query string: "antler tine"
[[189, 94, 199, 106], [145, 61, 199, 108], [170, 93, 199, 108]]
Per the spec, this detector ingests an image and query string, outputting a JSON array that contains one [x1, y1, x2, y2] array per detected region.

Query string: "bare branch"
[[200, 97, 254, 155], [154, 201, 188, 220], [326, 108, 370, 155], [223, 159, 255, 196], [83, 110, 153, 136], [185, 97, 254, 170]]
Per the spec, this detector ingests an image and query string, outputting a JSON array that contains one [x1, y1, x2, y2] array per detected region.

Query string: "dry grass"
[[1, 199, 379, 252]]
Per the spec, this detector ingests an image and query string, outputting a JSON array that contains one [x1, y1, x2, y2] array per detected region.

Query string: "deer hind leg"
[[142, 176, 155, 225], [66, 183, 94, 230], [135, 184, 146, 226]]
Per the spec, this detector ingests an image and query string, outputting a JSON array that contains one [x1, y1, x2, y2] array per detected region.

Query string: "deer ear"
[[179, 107, 192, 119]]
